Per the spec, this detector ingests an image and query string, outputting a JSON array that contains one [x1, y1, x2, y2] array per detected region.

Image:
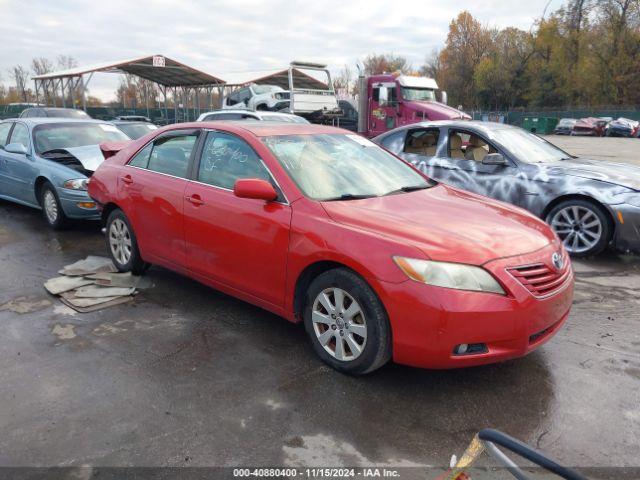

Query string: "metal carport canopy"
[[222, 68, 328, 90], [32, 54, 225, 86]]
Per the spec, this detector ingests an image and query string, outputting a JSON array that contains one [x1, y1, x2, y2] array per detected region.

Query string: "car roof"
[[1, 118, 113, 126], [378, 120, 517, 137], [111, 120, 152, 125], [199, 110, 301, 119], [164, 120, 348, 137]]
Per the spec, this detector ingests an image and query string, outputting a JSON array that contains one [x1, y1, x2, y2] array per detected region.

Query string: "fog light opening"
[[453, 343, 487, 356]]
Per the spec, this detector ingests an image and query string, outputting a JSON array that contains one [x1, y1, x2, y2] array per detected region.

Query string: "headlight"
[[63, 179, 89, 191], [393, 257, 505, 295]]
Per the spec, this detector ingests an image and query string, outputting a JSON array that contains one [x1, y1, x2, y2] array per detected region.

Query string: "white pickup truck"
[[223, 84, 290, 111]]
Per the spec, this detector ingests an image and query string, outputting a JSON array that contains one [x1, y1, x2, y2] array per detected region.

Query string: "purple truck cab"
[[357, 73, 470, 137]]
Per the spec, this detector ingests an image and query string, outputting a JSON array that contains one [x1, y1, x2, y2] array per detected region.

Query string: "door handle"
[[185, 194, 205, 206], [121, 175, 133, 185]]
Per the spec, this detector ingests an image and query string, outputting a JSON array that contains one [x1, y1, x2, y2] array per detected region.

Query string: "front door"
[[2, 122, 37, 203], [183, 130, 291, 308], [442, 129, 521, 205], [0, 122, 15, 197], [368, 82, 399, 136], [119, 129, 200, 269]]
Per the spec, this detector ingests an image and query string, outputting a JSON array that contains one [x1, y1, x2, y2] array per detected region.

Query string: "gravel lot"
[[0, 137, 638, 476]]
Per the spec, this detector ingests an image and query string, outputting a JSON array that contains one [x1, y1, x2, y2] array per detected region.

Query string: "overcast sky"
[[1, 0, 562, 101]]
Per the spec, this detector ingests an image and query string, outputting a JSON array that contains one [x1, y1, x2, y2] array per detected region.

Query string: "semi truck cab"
[[358, 73, 470, 137]]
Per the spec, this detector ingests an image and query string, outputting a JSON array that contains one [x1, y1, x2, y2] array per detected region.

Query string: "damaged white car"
[[223, 84, 290, 111], [0, 118, 130, 228]]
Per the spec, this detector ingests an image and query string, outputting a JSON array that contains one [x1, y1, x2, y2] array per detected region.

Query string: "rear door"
[[183, 130, 291, 307], [119, 129, 200, 270]]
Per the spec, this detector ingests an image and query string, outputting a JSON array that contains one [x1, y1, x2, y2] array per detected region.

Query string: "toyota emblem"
[[552, 252, 564, 270]]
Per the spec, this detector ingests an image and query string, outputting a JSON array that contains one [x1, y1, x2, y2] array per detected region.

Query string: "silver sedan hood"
[[58, 145, 105, 172], [543, 158, 640, 192]]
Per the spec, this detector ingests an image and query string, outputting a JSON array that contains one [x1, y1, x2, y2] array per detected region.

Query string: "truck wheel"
[[303, 268, 391, 375]]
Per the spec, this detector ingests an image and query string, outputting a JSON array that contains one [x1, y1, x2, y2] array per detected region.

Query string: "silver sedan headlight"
[[393, 257, 505, 295], [63, 179, 89, 191]]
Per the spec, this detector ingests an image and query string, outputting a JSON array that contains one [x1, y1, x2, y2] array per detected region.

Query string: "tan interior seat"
[[465, 136, 489, 162], [422, 134, 438, 156], [449, 134, 465, 159]]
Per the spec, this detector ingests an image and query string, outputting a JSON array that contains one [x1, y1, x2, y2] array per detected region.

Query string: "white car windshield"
[[252, 85, 280, 95], [489, 128, 573, 163], [34, 123, 130, 154], [263, 134, 432, 201]]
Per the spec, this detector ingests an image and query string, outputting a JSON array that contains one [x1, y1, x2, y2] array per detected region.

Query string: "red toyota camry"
[[89, 122, 574, 374]]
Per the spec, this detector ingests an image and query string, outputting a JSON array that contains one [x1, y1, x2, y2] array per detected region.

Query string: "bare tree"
[[31, 57, 55, 103], [10, 65, 30, 102]]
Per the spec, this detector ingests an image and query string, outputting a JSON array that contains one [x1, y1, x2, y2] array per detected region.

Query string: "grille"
[[507, 251, 571, 297]]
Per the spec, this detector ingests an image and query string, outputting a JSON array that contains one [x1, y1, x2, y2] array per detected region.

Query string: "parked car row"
[[554, 116, 640, 137], [1, 114, 638, 375]]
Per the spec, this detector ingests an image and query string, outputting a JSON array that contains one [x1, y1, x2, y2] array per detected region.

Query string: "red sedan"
[[89, 122, 574, 374]]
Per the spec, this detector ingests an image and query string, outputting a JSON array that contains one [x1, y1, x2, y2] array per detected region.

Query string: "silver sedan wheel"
[[311, 287, 367, 362], [109, 219, 132, 266], [43, 190, 58, 223], [550, 205, 602, 254]]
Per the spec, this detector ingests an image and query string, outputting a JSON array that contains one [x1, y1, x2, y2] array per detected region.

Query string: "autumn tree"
[[362, 53, 412, 75]]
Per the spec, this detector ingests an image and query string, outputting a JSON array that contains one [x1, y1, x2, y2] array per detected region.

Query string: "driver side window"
[[9, 123, 30, 150], [197, 131, 272, 190], [448, 130, 497, 162], [404, 129, 440, 157]]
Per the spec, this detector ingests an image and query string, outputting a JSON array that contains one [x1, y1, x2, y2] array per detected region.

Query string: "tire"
[[105, 209, 148, 274], [546, 199, 612, 257], [256, 104, 269, 111], [303, 268, 391, 375], [40, 182, 68, 229]]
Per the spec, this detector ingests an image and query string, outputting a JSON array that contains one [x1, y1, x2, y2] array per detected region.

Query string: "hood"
[[544, 158, 640, 191], [321, 185, 556, 265], [58, 145, 105, 172], [405, 100, 471, 120]]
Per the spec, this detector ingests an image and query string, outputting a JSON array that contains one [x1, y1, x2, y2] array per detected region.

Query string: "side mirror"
[[482, 153, 508, 166], [234, 178, 278, 202], [4, 143, 28, 155]]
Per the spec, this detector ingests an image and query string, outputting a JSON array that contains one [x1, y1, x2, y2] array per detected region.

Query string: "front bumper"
[[377, 245, 574, 369], [610, 203, 640, 253], [57, 187, 101, 220]]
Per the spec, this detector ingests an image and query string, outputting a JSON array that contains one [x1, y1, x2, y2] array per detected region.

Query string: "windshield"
[[34, 123, 130, 154], [490, 128, 572, 163], [558, 119, 575, 127], [261, 114, 308, 124], [252, 85, 279, 95], [116, 122, 158, 139], [263, 134, 432, 201], [401, 87, 436, 101]]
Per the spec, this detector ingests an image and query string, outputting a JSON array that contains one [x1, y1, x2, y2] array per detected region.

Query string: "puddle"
[[0, 296, 51, 314]]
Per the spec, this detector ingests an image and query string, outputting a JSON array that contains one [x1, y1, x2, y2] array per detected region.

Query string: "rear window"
[[33, 123, 129, 154]]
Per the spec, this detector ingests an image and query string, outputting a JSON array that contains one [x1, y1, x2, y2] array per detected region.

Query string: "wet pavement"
[[0, 200, 639, 474], [544, 135, 640, 166]]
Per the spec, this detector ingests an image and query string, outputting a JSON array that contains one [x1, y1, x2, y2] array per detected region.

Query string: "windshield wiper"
[[383, 185, 430, 196], [323, 193, 378, 201]]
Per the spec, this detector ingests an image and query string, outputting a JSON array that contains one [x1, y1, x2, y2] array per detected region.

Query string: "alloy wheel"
[[43, 190, 58, 223], [550, 205, 602, 254], [109, 219, 133, 266], [311, 287, 367, 361]]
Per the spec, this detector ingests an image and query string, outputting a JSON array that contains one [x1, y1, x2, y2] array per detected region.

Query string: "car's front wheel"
[[303, 268, 391, 375], [40, 182, 68, 229], [546, 199, 612, 257], [105, 209, 148, 274]]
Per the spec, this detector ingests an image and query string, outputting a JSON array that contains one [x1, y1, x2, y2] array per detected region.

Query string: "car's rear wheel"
[[105, 209, 148, 274], [546, 199, 611, 257], [303, 268, 391, 375], [40, 182, 68, 230]]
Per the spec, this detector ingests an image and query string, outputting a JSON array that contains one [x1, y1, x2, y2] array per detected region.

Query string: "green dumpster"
[[522, 117, 559, 134]]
